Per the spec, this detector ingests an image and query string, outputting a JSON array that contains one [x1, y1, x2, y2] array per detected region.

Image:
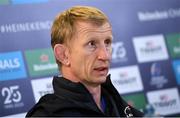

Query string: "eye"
[[104, 39, 112, 47], [88, 40, 96, 48], [86, 40, 97, 51]]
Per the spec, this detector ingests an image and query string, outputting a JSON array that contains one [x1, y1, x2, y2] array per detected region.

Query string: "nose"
[[97, 45, 111, 61]]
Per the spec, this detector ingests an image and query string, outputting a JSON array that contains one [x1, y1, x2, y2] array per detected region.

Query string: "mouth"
[[93, 67, 109, 76]]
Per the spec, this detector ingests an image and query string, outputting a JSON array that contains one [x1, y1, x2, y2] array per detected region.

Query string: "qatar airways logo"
[[133, 34, 168, 63], [31, 78, 54, 102], [115, 72, 136, 85], [147, 88, 180, 115], [140, 41, 162, 54], [154, 95, 176, 108], [109, 65, 143, 94]]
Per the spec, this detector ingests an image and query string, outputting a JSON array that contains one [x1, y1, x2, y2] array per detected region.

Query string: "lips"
[[94, 67, 107, 71], [93, 66, 108, 75]]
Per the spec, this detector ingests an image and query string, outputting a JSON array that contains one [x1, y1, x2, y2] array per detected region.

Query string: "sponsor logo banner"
[[0, 0, 48, 5], [172, 60, 180, 85], [139, 61, 175, 90], [111, 40, 137, 68], [122, 93, 147, 111], [147, 88, 180, 115], [11, 0, 48, 4], [150, 63, 168, 88], [25, 48, 58, 77], [2, 112, 26, 118], [138, 8, 180, 22], [31, 77, 54, 102], [0, 0, 9, 5], [0, 80, 35, 116], [0, 21, 52, 33], [112, 41, 128, 64], [133, 34, 168, 63], [0, 51, 27, 81], [166, 33, 180, 59], [109, 65, 143, 94]]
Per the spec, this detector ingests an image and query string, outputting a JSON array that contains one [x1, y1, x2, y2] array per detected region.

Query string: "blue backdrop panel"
[[0, 0, 180, 117]]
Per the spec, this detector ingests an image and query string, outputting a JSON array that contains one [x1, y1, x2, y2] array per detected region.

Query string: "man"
[[26, 6, 144, 117]]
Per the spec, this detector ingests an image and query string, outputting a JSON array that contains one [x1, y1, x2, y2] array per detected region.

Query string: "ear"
[[54, 44, 70, 66]]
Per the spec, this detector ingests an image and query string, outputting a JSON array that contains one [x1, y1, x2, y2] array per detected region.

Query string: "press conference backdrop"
[[0, 0, 180, 117]]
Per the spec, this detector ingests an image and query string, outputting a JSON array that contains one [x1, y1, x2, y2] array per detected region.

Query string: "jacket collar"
[[53, 75, 92, 102]]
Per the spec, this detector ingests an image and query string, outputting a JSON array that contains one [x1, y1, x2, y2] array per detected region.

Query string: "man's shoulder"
[[25, 93, 102, 117], [25, 93, 66, 117]]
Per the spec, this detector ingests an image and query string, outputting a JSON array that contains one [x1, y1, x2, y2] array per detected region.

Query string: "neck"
[[61, 67, 80, 82], [61, 67, 103, 111], [84, 84, 103, 111]]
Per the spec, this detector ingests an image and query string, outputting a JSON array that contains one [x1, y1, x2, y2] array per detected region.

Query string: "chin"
[[90, 74, 107, 84], [97, 76, 107, 84]]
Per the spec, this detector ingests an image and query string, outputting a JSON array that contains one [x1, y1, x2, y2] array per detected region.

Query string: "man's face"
[[68, 21, 113, 86]]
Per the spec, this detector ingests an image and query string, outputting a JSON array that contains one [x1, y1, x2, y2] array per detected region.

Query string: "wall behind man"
[[0, 0, 180, 117]]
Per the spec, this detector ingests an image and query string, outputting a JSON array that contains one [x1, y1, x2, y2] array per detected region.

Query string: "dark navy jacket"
[[26, 75, 144, 117]]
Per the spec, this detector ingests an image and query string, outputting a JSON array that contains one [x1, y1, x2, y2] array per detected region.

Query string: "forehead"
[[74, 21, 112, 35]]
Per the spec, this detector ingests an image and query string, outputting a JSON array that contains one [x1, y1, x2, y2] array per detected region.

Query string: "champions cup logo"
[[150, 63, 168, 88], [151, 63, 161, 76]]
